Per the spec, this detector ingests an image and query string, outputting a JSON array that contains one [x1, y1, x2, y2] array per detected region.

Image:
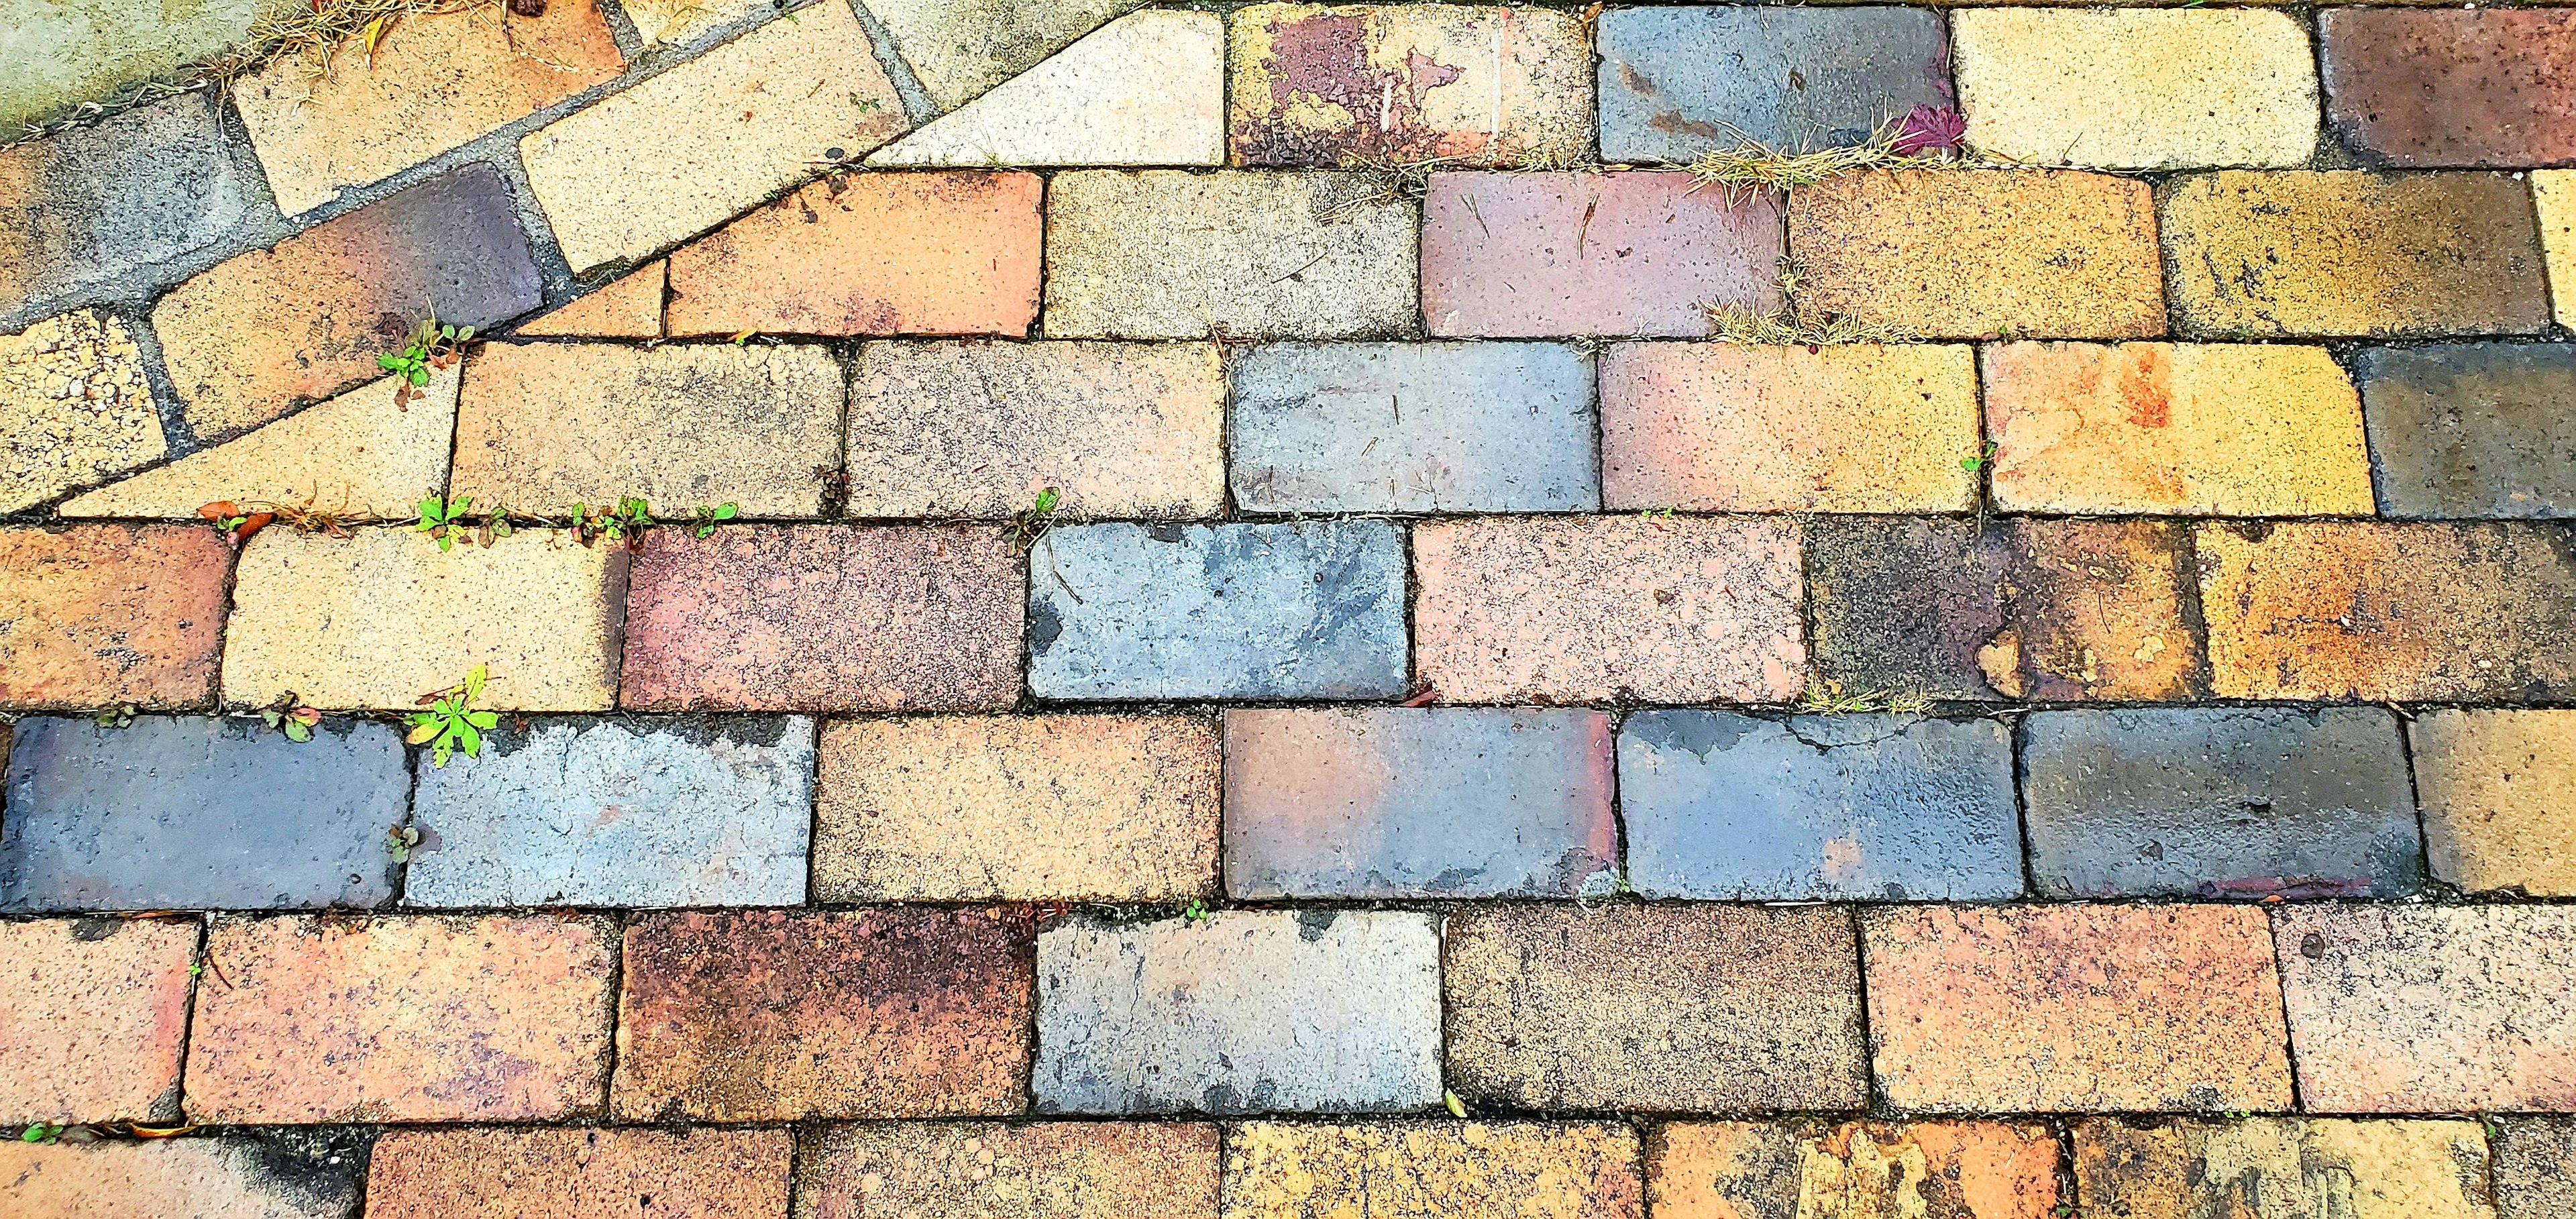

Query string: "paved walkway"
[[3, 1, 2575, 1216]]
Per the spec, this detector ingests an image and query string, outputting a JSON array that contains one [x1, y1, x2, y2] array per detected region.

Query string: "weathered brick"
[[1791, 170, 2165, 339], [870, 10, 1226, 168], [0, 1136, 364, 1219], [1, 716, 405, 912], [1955, 10, 2317, 170], [1412, 515, 1804, 704], [1228, 3, 1589, 167], [224, 527, 623, 711], [1620, 711, 2023, 901], [2073, 1118, 2493, 1219], [2, 0, 260, 148], [2412, 710, 2576, 896], [813, 714, 1218, 902], [185, 913, 616, 1122], [1601, 341, 1978, 513], [2275, 904, 2576, 1112], [1034, 910, 1440, 1114], [0, 917, 194, 1124], [515, 262, 663, 338], [451, 341, 841, 517], [2021, 708, 2421, 900], [1043, 170, 1415, 339], [1447, 904, 1866, 1111], [406, 716, 815, 908], [1225, 1122, 1640, 1219], [1597, 7, 1952, 164], [849, 340, 1224, 518], [365, 1127, 792, 1219], [2195, 521, 2576, 701], [1223, 708, 1615, 899], [871, 0, 1145, 111], [802, 1123, 1220, 1219], [2162, 171, 2551, 338], [613, 908, 1031, 1120], [517, 0, 908, 272], [1229, 341, 1597, 513], [2542, 172, 2575, 329], [617, 0, 769, 44], [232, 3, 622, 215], [2355, 343, 2576, 519], [1864, 904, 2294, 1112], [0, 524, 228, 709], [665, 172, 1042, 337], [2322, 10, 2576, 168], [2496, 1118, 2576, 1219], [1027, 521, 1406, 700], [620, 525, 1022, 712], [1653, 1122, 2061, 1219], [0, 94, 270, 317], [1422, 171, 1781, 338], [62, 366, 455, 521], [152, 163, 541, 437], [1, 310, 163, 513]]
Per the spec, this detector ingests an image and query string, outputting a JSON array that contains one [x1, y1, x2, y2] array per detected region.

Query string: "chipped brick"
[[1653, 1122, 2061, 1219], [2074, 1118, 2496, 1219], [1229, 3, 1589, 167]]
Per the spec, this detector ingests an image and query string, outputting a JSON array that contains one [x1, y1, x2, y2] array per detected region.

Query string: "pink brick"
[[0, 523, 230, 710], [366, 1127, 793, 1219], [1422, 171, 1782, 337], [0, 918, 195, 1124]]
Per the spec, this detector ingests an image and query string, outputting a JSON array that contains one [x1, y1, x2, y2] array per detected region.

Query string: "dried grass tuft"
[[1798, 680, 1932, 717], [1705, 260, 1920, 347], [1682, 116, 1982, 203]]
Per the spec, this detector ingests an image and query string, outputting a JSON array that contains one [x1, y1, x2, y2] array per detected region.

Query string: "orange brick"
[[0, 1138, 363, 1219], [0, 524, 229, 710], [184, 914, 616, 1123], [1863, 904, 2294, 1112], [0, 918, 195, 1124], [801, 1122, 1220, 1219], [667, 171, 1042, 337], [515, 262, 665, 338], [1653, 1122, 2061, 1219], [366, 1127, 792, 1219]]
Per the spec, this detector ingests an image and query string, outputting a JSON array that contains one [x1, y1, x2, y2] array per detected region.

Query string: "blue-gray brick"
[[2355, 343, 2576, 519], [1598, 7, 1954, 163]]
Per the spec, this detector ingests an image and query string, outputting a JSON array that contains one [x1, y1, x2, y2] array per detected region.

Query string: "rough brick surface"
[[1653, 1122, 2061, 1219], [614, 908, 1032, 1120], [1620, 711, 2023, 901], [2354, 343, 2576, 519], [1597, 7, 1952, 163], [802, 1123, 1220, 1219], [1222, 708, 1615, 899], [0, 917, 195, 1124], [2274, 904, 2576, 1112], [872, 0, 1146, 111], [1228, 3, 1589, 167], [2412, 710, 2576, 896], [0, 523, 229, 709], [1601, 342, 1978, 513], [2074, 1118, 2495, 1219], [0, 93, 270, 318], [185, 914, 616, 1122], [813, 714, 1219, 902], [2195, 521, 2576, 701], [365, 1127, 792, 1219], [1033, 910, 1440, 1114], [1, 309, 163, 513], [2021, 708, 2422, 900], [2322, 10, 2576, 168], [1225, 1122, 1641, 1219], [0, 1137, 364, 1219], [516, 262, 663, 339], [849, 340, 1224, 518], [1229, 341, 1597, 513], [2163, 170, 2551, 338], [1792, 170, 2165, 339], [1027, 522, 1407, 700], [620, 525, 1022, 712], [1864, 905, 2294, 1113], [2496, 1118, 2576, 1219], [1954, 9, 2318, 169], [870, 10, 1226, 168], [1447, 904, 1866, 1112], [1421, 171, 1782, 337], [1, 717, 405, 912], [2542, 172, 2576, 329], [1412, 515, 1804, 704]]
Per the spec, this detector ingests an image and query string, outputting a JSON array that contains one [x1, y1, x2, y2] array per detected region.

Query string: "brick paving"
[[2, 1, 2574, 1214]]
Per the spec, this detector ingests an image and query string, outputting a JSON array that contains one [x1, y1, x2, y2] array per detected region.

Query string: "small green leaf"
[[466, 710, 499, 730], [456, 722, 482, 757], [431, 742, 453, 768], [715, 503, 737, 521], [439, 324, 457, 339], [378, 354, 403, 371], [283, 720, 312, 743], [464, 664, 487, 701], [456, 326, 474, 341]]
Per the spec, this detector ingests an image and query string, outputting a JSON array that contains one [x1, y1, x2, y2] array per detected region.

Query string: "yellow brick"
[[1224, 1122, 1640, 1219], [1955, 10, 2317, 170], [2073, 1118, 2493, 1219], [2538, 170, 2576, 329], [2411, 709, 2576, 897]]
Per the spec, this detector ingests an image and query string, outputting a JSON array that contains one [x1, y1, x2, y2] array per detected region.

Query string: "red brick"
[[1864, 904, 2294, 1113], [1421, 171, 1782, 337], [365, 1127, 792, 1219], [0, 918, 195, 1124], [2322, 10, 2576, 168], [619, 525, 1023, 712], [1653, 1122, 2061, 1219], [183, 914, 616, 1123], [1411, 515, 1804, 703], [0, 1138, 363, 1219], [0, 524, 229, 710], [612, 908, 1032, 1120], [666, 171, 1042, 337], [801, 1122, 1220, 1219]]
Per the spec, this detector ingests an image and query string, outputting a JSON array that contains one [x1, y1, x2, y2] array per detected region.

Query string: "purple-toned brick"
[[1421, 171, 1782, 338], [2322, 10, 2576, 168]]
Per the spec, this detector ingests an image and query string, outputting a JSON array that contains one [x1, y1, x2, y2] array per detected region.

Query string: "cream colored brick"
[[871, 0, 1146, 110], [2540, 171, 2576, 329], [1, 310, 164, 513], [2412, 709, 2576, 897], [869, 10, 1224, 168], [1956, 10, 2318, 170], [63, 368, 454, 521]]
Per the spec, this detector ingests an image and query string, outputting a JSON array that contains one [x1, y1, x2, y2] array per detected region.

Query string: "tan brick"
[[2412, 710, 2576, 896], [814, 714, 1218, 902], [2074, 1118, 2493, 1219], [2540, 171, 2575, 329], [666, 171, 1042, 337], [1653, 1122, 2061, 1219], [1601, 342, 1977, 513], [872, 0, 1146, 111], [365, 1127, 793, 1219], [1229, 4, 1591, 167], [1, 310, 163, 513], [0, 1138, 362, 1219], [2194, 521, 2576, 701], [867, 9, 1226, 169], [1955, 10, 2317, 170], [518, 1, 909, 272], [1224, 1122, 1641, 1219], [620, 0, 768, 44], [848, 340, 1224, 517], [802, 1122, 1220, 1219], [1864, 904, 2294, 1112], [2496, 1118, 2576, 1219], [0, 918, 195, 1124], [515, 262, 664, 338], [233, 3, 622, 215], [451, 341, 841, 517], [184, 913, 616, 1122], [1790, 170, 2166, 339], [0, 524, 229, 710], [1412, 515, 1805, 704], [223, 526, 623, 711], [1984, 342, 2374, 516], [2163, 170, 2551, 338]]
